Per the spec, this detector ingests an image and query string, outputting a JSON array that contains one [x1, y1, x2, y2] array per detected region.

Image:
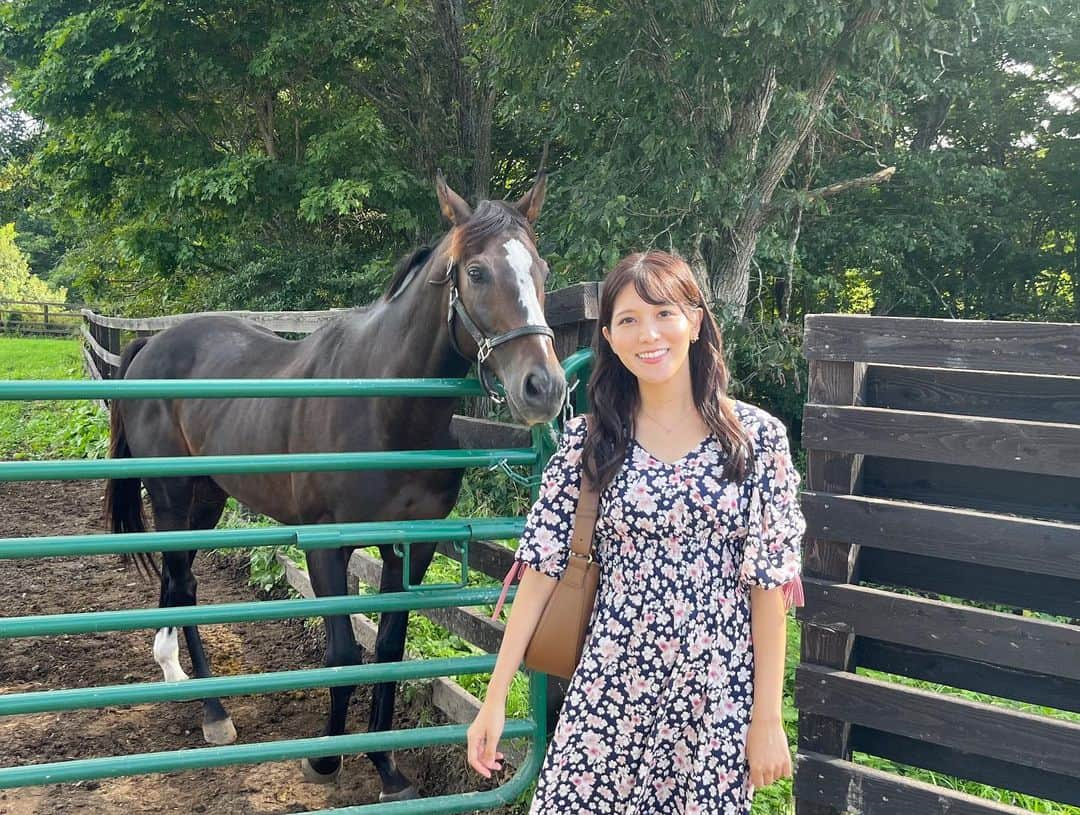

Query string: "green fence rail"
[[0, 346, 594, 813]]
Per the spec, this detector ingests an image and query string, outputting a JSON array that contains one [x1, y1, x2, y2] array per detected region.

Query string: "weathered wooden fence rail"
[[0, 299, 88, 337], [795, 314, 1080, 815]]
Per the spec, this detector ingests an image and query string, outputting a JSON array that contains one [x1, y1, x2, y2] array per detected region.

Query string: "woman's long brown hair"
[[581, 251, 751, 492]]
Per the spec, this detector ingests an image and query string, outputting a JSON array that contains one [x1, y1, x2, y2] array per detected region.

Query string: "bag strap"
[[569, 415, 600, 562], [490, 415, 600, 620]]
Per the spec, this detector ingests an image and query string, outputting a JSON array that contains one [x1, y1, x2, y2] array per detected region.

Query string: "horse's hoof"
[[301, 757, 342, 784], [379, 785, 419, 802], [202, 717, 237, 745]]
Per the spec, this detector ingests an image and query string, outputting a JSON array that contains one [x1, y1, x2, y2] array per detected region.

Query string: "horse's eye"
[[466, 266, 485, 281]]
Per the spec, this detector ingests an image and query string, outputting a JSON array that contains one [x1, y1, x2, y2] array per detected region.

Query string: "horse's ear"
[[435, 170, 471, 225], [514, 171, 547, 224]]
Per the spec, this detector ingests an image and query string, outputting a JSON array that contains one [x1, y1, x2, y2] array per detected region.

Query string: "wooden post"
[[796, 359, 867, 815]]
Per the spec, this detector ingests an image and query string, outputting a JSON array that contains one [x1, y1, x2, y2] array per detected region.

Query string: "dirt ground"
[[0, 480, 513, 815]]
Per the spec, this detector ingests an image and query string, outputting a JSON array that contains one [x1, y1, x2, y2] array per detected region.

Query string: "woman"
[[467, 250, 804, 813]]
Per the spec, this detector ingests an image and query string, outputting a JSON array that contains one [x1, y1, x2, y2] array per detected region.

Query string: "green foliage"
[[798, 1, 1079, 324], [0, 222, 66, 306], [0, 0, 451, 314]]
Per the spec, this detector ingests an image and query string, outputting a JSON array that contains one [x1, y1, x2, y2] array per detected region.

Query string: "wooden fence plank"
[[800, 492, 1080, 580], [435, 538, 515, 582], [543, 281, 600, 327], [795, 751, 1034, 815], [858, 548, 1080, 619], [449, 416, 531, 449], [798, 359, 868, 815], [865, 364, 1080, 423], [82, 308, 354, 334], [850, 728, 1080, 807], [347, 550, 506, 654], [795, 664, 1080, 777], [803, 405, 1080, 478], [799, 579, 1080, 680], [856, 639, 1080, 714], [804, 314, 1080, 376], [80, 324, 123, 368], [861, 457, 1080, 525]]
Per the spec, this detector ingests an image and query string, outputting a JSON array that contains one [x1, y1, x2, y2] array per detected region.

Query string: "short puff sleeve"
[[513, 415, 587, 579], [740, 415, 805, 597]]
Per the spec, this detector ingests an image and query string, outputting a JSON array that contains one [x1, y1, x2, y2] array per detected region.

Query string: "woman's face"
[[601, 284, 702, 388]]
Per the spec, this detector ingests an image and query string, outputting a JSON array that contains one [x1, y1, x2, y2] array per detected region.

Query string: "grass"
[[0, 337, 110, 460], [4, 336, 1077, 814]]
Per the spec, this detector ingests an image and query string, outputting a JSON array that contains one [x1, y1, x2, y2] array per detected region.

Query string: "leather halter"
[[432, 258, 554, 403]]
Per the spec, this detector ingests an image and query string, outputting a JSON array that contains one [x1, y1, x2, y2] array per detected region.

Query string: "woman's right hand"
[[467, 700, 506, 778]]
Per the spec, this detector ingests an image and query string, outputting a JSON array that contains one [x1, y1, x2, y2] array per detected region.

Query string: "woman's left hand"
[[746, 716, 792, 789]]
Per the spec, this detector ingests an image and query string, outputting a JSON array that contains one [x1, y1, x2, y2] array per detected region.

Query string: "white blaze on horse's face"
[[153, 626, 189, 682], [502, 238, 547, 327]]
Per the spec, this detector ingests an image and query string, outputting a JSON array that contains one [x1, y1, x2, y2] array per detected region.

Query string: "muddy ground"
[[0, 480, 518, 814]]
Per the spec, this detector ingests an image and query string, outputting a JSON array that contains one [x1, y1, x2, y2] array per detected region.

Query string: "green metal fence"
[[0, 348, 593, 814]]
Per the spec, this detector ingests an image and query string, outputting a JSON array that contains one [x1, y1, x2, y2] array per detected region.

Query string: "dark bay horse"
[[104, 173, 565, 801]]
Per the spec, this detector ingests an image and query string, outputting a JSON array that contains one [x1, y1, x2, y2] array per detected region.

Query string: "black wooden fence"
[[794, 314, 1080, 815]]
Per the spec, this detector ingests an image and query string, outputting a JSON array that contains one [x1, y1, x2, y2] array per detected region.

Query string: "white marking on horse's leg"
[[503, 238, 548, 328], [203, 717, 238, 745], [301, 757, 342, 784], [153, 627, 189, 682]]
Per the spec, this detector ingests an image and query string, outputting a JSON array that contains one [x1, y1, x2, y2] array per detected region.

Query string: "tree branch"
[[807, 165, 896, 200], [764, 165, 897, 218]]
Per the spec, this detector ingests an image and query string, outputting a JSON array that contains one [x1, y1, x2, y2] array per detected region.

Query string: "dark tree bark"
[[911, 93, 954, 151], [254, 93, 278, 160], [431, 0, 494, 202]]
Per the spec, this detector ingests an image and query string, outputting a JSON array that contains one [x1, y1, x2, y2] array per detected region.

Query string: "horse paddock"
[[0, 478, 503, 815]]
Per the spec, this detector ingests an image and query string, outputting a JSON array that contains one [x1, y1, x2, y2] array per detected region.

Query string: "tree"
[[486, 0, 1065, 317], [0, 221, 65, 304], [798, 0, 1079, 322], [0, 0, 537, 314]]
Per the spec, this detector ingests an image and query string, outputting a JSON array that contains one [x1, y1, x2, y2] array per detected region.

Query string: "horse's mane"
[[384, 246, 433, 302], [449, 200, 534, 261], [383, 201, 535, 302]]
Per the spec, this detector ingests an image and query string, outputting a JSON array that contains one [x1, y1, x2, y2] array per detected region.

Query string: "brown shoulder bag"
[[522, 461, 602, 679], [490, 417, 602, 680]]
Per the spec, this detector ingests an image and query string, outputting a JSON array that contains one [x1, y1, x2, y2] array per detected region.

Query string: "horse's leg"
[[364, 541, 437, 802], [301, 546, 362, 784], [148, 476, 235, 745]]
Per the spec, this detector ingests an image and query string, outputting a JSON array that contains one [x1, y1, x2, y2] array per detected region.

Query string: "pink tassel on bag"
[[781, 576, 805, 610], [491, 561, 525, 620]]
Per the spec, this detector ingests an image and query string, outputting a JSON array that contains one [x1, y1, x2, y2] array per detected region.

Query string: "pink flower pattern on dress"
[[515, 404, 805, 814]]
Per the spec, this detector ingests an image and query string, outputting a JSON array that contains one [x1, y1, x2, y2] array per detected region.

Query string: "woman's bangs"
[[630, 262, 689, 309]]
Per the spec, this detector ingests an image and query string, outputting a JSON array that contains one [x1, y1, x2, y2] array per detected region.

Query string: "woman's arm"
[[746, 584, 793, 789], [467, 566, 558, 777]]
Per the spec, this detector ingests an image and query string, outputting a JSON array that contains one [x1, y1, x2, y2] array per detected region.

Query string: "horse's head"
[[434, 172, 567, 426]]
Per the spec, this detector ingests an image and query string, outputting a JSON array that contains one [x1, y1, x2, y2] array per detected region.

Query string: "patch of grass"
[[0, 337, 110, 460]]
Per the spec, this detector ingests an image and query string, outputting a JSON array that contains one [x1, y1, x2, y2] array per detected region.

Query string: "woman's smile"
[[636, 348, 670, 363]]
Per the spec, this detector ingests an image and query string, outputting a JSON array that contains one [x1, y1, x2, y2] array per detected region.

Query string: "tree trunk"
[[254, 93, 278, 160], [708, 5, 882, 316], [431, 0, 494, 202], [911, 94, 954, 151]]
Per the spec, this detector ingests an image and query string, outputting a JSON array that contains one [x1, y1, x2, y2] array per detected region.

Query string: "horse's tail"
[[104, 337, 160, 581]]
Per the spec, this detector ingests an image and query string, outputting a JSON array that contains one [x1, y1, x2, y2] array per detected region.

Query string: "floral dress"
[[514, 402, 805, 815]]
